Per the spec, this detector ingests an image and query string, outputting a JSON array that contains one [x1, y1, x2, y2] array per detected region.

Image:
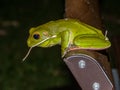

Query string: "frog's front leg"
[[61, 30, 71, 57]]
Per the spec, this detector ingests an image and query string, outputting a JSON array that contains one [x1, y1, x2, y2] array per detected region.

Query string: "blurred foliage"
[[0, 0, 120, 89]]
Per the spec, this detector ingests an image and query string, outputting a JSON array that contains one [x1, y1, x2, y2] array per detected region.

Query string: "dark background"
[[0, 0, 120, 89]]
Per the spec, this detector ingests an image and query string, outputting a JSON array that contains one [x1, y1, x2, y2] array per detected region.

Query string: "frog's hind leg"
[[73, 35, 111, 50]]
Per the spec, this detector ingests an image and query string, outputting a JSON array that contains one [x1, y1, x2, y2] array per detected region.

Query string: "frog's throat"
[[22, 35, 57, 61]]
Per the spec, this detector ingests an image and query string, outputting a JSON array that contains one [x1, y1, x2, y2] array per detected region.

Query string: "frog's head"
[[23, 27, 53, 61], [27, 27, 52, 48]]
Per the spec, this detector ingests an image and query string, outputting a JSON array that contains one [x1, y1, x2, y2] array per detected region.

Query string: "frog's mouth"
[[22, 38, 50, 61], [32, 35, 57, 47], [22, 35, 57, 61], [32, 37, 50, 47]]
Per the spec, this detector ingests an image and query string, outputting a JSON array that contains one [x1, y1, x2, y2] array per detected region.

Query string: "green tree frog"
[[23, 19, 111, 61]]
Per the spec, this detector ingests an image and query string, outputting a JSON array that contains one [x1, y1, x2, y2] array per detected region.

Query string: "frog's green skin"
[[27, 19, 111, 56]]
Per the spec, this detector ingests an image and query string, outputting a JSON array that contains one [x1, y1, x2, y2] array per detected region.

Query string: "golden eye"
[[33, 33, 40, 39]]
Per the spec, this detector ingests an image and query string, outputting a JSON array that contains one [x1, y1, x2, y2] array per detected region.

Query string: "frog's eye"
[[33, 33, 40, 40]]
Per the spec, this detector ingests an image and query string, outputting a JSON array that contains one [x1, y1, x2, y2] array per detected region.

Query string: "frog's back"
[[54, 19, 103, 35], [40, 19, 103, 37]]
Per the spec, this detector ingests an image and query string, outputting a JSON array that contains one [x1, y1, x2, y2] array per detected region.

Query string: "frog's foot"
[[62, 45, 81, 57], [67, 46, 81, 51], [62, 46, 83, 57], [62, 51, 67, 58], [61, 46, 72, 58]]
